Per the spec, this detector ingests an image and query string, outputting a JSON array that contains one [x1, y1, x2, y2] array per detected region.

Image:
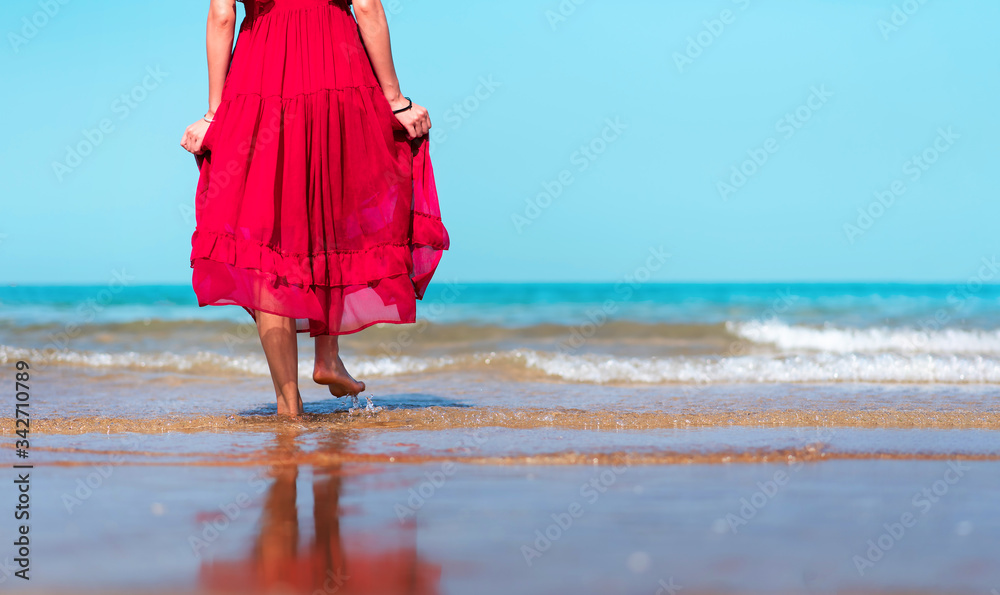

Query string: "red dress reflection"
[[198, 432, 441, 594]]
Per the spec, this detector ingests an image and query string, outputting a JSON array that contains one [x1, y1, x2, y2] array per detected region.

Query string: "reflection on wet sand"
[[197, 431, 441, 595]]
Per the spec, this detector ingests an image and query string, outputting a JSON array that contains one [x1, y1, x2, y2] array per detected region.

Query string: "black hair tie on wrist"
[[392, 97, 413, 114]]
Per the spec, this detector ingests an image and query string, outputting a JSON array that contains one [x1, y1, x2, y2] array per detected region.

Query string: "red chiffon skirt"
[[191, 0, 449, 336]]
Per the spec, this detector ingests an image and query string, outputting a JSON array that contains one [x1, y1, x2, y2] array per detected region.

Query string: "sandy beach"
[[3, 428, 999, 594], [3, 375, 1000, 594]]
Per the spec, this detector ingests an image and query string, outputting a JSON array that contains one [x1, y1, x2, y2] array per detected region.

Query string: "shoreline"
[[5, 407, 999, 435]]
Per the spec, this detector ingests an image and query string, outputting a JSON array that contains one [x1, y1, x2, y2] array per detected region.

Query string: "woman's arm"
[[181, 0, 236, 155], [205, 0, 237, 118], [353, 0, 431, 139]]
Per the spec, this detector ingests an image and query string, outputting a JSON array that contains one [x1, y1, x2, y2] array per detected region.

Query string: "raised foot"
[[313, 357, 365, 398]]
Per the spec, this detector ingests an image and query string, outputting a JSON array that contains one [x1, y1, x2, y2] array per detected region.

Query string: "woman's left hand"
[[180, 118, 212, 155], [388, 96, 431, 140]]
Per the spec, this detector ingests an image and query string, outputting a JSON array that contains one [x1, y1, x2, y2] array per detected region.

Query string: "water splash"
[[347, 393, 384, 416]]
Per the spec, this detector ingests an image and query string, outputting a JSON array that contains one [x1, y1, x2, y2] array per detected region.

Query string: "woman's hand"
[[388, 95, 430, 140], [180, 118, 212, 155], [353, 0, 425, 139]]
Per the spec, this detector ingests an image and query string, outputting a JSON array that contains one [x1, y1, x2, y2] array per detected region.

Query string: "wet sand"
[[2, 359, 999, 594], [3, 383, 1000, 594], [2, 437, 999, 594], [5, 406, 1000, 436]]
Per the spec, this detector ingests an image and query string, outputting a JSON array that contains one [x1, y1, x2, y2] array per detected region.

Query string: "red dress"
[[191, 0, 449, 336]]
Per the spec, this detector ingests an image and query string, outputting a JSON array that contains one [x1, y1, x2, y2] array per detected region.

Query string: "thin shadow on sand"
[[237, 393, 470, 417]]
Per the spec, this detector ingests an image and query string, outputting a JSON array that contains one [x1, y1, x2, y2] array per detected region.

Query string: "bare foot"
[[313, 354, 365, 397]]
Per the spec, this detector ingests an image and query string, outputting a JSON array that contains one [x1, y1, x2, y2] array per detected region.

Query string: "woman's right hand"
[[180, 118, 212, 155], [388, 96, 431, 140]]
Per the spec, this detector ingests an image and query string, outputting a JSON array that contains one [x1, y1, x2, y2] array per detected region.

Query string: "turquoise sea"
[[4, 282, 1000, 386]]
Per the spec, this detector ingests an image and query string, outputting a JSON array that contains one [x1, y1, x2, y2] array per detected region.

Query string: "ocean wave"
[[9, 318, 1000, 358], [4, 344, 1000, 385], [729, 321, 1000, 355], [0, 344, 440, 379], [518, 350, 1000, 384], [0, 318, 737, 342]]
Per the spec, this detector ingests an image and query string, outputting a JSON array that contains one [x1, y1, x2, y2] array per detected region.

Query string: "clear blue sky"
[[1, 0, 997, 284]]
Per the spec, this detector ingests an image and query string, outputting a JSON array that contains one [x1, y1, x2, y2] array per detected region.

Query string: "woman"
[[179, 0, 449, 416]]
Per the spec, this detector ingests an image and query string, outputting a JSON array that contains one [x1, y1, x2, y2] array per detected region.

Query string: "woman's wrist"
[[385, 91, 406, 109]]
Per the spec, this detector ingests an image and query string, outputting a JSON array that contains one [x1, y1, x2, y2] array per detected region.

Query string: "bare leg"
[[256, 311, 303, 416], [313, 335, 365, 397]]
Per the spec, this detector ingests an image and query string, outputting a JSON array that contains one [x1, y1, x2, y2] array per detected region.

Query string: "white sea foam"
[[517, 350, 1000, 384], [0, 345, 443, 379], [6, 344, 1000, 385], [0, 344, 272, 376], [729, 321, 1000, 355]]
